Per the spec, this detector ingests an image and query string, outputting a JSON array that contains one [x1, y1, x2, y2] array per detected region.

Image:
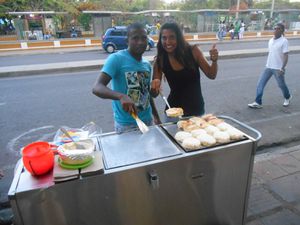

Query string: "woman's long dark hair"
[[156, 22, 196, 71]]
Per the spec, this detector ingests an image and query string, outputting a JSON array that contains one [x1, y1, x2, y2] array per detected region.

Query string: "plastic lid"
[[22, 141, 50, 158], [58, 157, 93, 169]]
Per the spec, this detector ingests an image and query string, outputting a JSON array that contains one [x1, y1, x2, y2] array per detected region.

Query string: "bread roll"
[[196, 133, 216, 146], [201, 114, 217, 121], [175, 131, 192, 143], [191, 129, 207, 138], [183, 124, 200, 132], [213, 131, 230, 143], [227, 128, 244, 140], [199, 121, 209, 128], [217, 122, 233, 131], [166, 107, 184, 117], [189, 117, 203, 123], [205, 125, 220, 135], [208, 118, 224, 126], [188, 117, 208, 127], [178, 120, 193, 130], [177, 120, 183, 129], [182, 137, 201, 150]]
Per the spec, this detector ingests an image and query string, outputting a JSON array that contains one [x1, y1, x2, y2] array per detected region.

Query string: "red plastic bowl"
[[22, 141, 54, 176]]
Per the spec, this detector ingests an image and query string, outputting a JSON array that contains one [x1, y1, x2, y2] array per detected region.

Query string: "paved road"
[[1, 38, 300, 67]]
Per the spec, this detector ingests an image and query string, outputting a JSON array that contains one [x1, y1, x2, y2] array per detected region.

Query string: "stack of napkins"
[[53, 155, 79, 183]]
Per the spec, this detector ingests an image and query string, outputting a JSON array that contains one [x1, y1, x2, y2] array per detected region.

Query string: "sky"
[[164, 0, 180, 4]]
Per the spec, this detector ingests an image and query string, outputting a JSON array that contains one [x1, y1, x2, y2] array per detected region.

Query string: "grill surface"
[[161, 123, 248, 152], [100, 126, 182, 169]]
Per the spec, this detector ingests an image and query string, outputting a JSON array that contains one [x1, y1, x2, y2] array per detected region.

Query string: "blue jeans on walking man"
[[255, 68, 291, 105]]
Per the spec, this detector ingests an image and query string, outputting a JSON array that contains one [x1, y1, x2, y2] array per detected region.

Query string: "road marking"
[[210, 74, 254, 82], [0, 102, 6, 106], [247, 111, 300, 124], [7, 126, 55, 154], [40, 132, 57, 141]]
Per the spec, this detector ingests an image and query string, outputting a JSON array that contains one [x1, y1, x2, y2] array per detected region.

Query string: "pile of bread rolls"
[[174, 114, 244, 151]]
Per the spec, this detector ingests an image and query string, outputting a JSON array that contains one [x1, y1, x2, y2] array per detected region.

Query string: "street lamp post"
[[271, 0, 275, 18], [236, 0, 240, 19]]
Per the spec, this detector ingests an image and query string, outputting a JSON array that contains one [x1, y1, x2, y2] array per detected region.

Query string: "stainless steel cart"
[[8, 116, 261, 225]]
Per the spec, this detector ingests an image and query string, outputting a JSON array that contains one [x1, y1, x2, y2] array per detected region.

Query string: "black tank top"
[[162, 51, 204, 116]]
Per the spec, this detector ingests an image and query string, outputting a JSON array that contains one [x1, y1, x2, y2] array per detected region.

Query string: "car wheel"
[[146, 43, 151, 51], [106, 45, 115, 53]]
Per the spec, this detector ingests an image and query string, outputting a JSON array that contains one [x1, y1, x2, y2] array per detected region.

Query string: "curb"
[[1, 46, 300, 78], [0, 57, 106, 77]]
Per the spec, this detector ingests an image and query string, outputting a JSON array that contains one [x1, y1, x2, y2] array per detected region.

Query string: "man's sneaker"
[[283, 95, 292, 107], [248, 102, 262, 109]]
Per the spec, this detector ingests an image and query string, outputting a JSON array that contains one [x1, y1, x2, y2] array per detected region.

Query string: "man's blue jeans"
[[255, 68, 291, 105]]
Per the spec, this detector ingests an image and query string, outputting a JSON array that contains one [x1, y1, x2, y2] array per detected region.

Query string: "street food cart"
[[8, 116, 261, 225]]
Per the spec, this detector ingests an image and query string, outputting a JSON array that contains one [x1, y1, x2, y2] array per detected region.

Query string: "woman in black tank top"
[[151, 22, 219, 118]]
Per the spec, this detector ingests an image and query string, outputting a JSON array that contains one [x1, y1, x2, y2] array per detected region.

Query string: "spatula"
[[131, 112, 149, 134], [159, 90, 171, 109], [159, 90, 183, 119]]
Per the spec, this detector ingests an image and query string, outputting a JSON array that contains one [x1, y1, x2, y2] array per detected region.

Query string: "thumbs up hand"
[[209, 44, 218, 62]]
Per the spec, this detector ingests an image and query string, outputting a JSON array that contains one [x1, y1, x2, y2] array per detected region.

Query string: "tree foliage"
[[253, 0, 300, 10], [0, 0, 26, 17], [179, 0, 208, 10], [1, 0, 299, 29], [1, 0, 300, 15], [0, 0, 78, 15]]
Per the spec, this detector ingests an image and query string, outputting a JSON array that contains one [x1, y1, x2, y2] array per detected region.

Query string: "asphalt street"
[[1, 38, 300, 67]]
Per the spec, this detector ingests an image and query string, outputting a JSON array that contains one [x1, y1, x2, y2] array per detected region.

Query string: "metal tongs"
[[131, 111, 149, 134]]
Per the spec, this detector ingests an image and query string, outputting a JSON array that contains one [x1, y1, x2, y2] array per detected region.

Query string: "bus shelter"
[[8, 11, 67, 40]]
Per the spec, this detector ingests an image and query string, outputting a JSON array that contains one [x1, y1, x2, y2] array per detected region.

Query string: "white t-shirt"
[[266, 36, 288, 70]]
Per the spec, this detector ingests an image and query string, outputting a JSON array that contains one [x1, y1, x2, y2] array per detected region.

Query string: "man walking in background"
[[217, 21, 226, 41], [248, 23, 292, 109]]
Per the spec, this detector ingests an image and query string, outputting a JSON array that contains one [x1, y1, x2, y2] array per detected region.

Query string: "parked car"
[[102, 26, 155, 53]]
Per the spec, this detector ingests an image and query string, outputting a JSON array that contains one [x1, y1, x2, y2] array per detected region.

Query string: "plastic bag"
[[53, 122, 101, 146]]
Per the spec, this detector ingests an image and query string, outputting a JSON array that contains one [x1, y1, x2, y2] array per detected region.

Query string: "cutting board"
[[53, 155, 79, 183], [53, 151, 104, 182], [80, 151, 104, 177]]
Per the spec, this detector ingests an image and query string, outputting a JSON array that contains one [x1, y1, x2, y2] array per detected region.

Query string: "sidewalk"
[[0, 30, 298, 52], [246, 144, 300, 225]]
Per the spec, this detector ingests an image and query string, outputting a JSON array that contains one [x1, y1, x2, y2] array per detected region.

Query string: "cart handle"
[[218, 115, 262, 142]]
